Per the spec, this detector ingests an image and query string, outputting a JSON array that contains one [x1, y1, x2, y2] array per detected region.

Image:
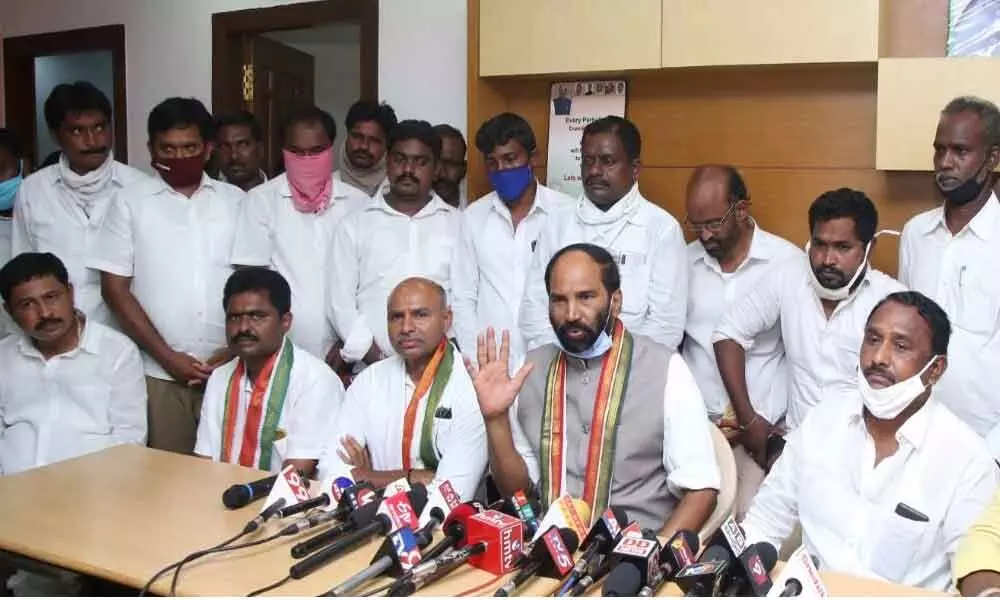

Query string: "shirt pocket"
[[617, 252, 650, 317], [66, 383, 112, 435], [955, 270, 1000, 338], [869, 509, 935, 582], [831, 332, 862, 379]]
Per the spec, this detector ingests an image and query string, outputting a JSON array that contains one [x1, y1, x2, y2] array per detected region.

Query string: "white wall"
[[0, 0, 467, 170]]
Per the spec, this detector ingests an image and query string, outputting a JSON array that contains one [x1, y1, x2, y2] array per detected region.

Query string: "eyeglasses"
[[683, 202, 739, 233]]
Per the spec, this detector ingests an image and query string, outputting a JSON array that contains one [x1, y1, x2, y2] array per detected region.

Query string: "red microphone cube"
[[466, 510, 524, 575]]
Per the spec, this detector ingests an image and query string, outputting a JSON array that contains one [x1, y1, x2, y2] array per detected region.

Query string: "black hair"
[[147, 97, 214, 142], [433, 124, 467, 154], [345, 100, 398, 139], [868, 291, 951, 356], [943, 96, 1000, 148], [222, 267, 292, 316], [389, 119, 442, 161], [726, 166, 748, 203], [474, 112, 537, 156], [0, 253, 70, 305], [544, 243, 621, 296], [807, 188, 878, 244], [215, 111, 263, 142], [581, 116, 641, 162], [43, 81, 112, 131], [282, 105, 337, 145], [0, 129, 23, 161]]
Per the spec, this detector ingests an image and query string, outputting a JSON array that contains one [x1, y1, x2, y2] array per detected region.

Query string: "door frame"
[[2, 25, 128, 165], [211, 0, 378, 118]]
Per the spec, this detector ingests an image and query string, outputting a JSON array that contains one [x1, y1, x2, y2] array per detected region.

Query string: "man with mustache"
[[327, 120, 460, 370], [12, 81, 146, 326], [214, 111, 267, 192], [741, 291, 998, 592], [473, 243, 720, 534], [714, 189, 904, 469], [519, 116, 688, 352], [681, 165, 801, 518], [899, 96, 1000, 459], [195, 268, 343, 476], [318, 277, 486, 501], [232, 105, 367, 364], [431, 123, 468, 209], [0, 252, 146, 594], [91, 97, 245, 455], [336, 100, 398, 200]]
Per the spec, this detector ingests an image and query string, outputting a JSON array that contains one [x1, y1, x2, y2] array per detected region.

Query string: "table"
[[0, 445, 936, 597]]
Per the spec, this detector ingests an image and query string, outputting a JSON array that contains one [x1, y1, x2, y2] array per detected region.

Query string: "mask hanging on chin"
[[805, 240, 871, 301], [937, 156, 992, 205], [858, 357, 939, 420], [554, 311, 614, 360]]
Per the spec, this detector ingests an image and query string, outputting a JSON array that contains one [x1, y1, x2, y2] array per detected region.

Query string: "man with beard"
[[432, 123, 468, 209], [471, 243, 720, 534], [336, 100, 397, 200], [327, 120, 460, 369], [714, 188, 904, 467], [681, 165, 800, 517], [214, 111, 267, 191], [195, 268, 343, 477], [899, 96, 1000, 459], [12, 81, 146, 325]]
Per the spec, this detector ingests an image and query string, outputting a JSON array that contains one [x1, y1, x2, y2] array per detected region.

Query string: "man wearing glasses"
[[680, 165, 801, 518], [712, 188, 903, 473]]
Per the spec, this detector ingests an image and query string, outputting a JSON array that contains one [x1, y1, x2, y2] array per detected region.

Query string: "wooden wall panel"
[[879, 0, 948, 58]]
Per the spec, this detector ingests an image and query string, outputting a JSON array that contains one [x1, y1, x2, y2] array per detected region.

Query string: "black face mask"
[[938, 157, 991, 205]]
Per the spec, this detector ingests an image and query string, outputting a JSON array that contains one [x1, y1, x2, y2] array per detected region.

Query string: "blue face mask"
[[555, 311, 614, 360], [0, 172, 22, 212], [488, 164, 533, 203]]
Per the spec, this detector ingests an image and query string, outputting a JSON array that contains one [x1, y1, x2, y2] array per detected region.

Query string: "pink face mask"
[[283, 146, 335, 213]]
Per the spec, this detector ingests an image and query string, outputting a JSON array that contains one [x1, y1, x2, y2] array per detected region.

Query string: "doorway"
[[211, 0, 377, 176]]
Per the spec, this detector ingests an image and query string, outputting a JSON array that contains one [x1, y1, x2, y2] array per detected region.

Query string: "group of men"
[[1, 77, 1000, 594]]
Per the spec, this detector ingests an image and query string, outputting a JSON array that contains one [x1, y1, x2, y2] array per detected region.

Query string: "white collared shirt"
[[230, 173, 369, 358], [684, 226, 802, 422], [712, 257, 904, 430], [900, 193, 1000, 454], [519, 189, 689, 352], [195, 341, 344, 473], [88, 174, 245, 380], [11, 161, 147, 325], [0, 318, 147, 475], [316, 348, 488, 501], [451, 185, 575, 366], [326, 193, 460, 362], [741, 393, 999, 591]]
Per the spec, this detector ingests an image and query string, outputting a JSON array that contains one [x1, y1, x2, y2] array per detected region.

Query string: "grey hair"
[[942, 95, 1000, 147]]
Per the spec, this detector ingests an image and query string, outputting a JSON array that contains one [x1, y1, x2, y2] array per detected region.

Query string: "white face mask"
[[805, 240, 871, 301], [857, 356, 939, 420]]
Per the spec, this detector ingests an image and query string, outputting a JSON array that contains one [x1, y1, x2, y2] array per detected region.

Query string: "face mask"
[[0, 168, 23, 212], [152, 153, 206, 189], [858, 356, 938, 420], [937, 156, 991, 205], [488, 164, 533, 203], [805, 240, 871, 301], [554, 310, 614, 360], [283, 147, 335, 213]]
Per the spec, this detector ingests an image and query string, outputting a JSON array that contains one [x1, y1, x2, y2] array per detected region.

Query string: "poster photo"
[[947, 0, 1000, 56], [546, 80, 627, 198]]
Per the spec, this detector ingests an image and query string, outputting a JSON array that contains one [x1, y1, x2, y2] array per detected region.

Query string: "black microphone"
[[278, 494, 330, 519], [599, 533, 662, 596], [779, 578, 803, 597], [290, 500, 380, 558], [387, 541, 488, 597], [636, 529, 700, 596], [603, 561, 643, 597], [322, 526, 427, 596], [287, 482, 382, 557], [419, 503, 480, 562], [242, 498, 287, 534], [674, 545, 732, 597], [557, 506, 629, 596], [222, 474, 278, 509], [494, 527, 579, 597], [721, 542, 778, 597]]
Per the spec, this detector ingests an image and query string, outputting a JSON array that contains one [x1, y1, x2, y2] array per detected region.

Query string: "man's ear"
[[988, 144, 1000, 171], [610, 289, 624, 319], [281, 311, 293, 334], [442, 307, 453, 334], [929, 355, 948, 386]]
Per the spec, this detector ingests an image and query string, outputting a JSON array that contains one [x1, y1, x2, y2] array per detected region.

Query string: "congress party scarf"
[[540, 319, 632, 521], [401, 338, 454, 471], [221, 338, 294, 470]]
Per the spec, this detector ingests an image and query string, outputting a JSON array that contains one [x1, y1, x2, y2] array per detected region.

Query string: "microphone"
[[603, 562, 643, 597], [322, 526, 424, 596], [674, 545, 731, 597], [563, 522, 650, 597], [466, 510, 526, 575], [387, 541, 488, 596], [278, 494, 330, 519], [530, 497, 591, 543], [721, 541, 777, 597], [222, 474, 278, 509], [242, 497, 287, 534], [289, 485, 429, 581], [635, 529, 700, 597], [494, 527, 580, 597], [419, 503, 479, 562], [557, 506, 629, 596], [767, 546, 826, 597], [287, 482, 381, 554], [599, 534, 662, 597]]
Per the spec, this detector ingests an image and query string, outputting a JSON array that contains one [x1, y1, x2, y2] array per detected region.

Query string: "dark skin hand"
[[337, 435, 434, 487]]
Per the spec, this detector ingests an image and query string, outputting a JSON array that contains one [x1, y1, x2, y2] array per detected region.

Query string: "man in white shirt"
[[12, 81, 146, 326], [232, 105, 367, 363], [0, 130, 24, 339], [327, 119, 460, 369], [432, 124, 468, 209], [714, 188, 904, 467], [452, 113, 574, 367], [474, 243, 720, 534], [520, 116, 688, 352], [196, 268, 342, 477], [336, 100, 397, 200], [214, 111, 267, 192], [741, 291, 999, 592], [90, 97, 244, 455], [681, 165, 801, 518], [319, 277, 486, 501], [899, 96, 1000, 458]]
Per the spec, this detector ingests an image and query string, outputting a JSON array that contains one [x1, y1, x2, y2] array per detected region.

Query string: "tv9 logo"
[[281, 465, 312, 502]]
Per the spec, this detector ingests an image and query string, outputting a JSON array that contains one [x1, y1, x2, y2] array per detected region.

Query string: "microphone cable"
[[139, 529, 247, 596], [167, 530, 287, 596], [247, 574, 292, 597]]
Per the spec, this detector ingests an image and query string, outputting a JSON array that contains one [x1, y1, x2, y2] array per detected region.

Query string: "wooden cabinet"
[[876, 58, 1000, 170], [660, 0, 880, 67], [478, 0, 662, 76]]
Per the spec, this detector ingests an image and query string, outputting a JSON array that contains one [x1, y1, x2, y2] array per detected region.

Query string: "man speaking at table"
[[741, 291, 999, 591], [195, 267, 344, 477], [470, 243, 720, 534]]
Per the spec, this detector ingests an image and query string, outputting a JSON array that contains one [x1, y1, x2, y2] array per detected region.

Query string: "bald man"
[[317, 277, 487, 500], [681, 165, 800, 517]]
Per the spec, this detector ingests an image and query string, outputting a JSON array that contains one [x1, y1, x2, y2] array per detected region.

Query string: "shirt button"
[[582, 423, 590, 434], [582, 375, 591, 385]]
